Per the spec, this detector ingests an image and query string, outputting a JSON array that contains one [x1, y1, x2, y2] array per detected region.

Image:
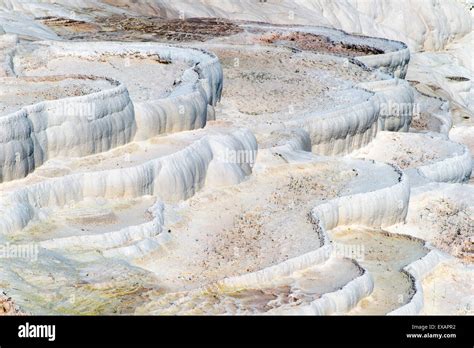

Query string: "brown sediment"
[[446, 76, 470, 82], [38, 16, 100, 33], [0, 291, 25, 315], [257, 31, 384, 56], [410, 111, 430, 131], [39, 15, 383, 58], [141, 17, 243, 42], [40, 16, 243, 42]]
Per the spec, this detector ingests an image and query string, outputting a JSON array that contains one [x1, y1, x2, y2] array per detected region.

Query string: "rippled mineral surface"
[[0, 0, 472, 315]]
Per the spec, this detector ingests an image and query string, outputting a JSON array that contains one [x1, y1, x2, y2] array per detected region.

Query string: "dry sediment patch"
[[213, 45, 373, 119], [39, 16, 243, 42], [354, 131, 469, 173], [138, 159, 357, 291], [13, 46, 188, 102], [0, 75, 117, 115], [0, 291, 24, 315], [257, 31, 384, 57], [387, 183, 473, 263], [423, 198, 473, 262]]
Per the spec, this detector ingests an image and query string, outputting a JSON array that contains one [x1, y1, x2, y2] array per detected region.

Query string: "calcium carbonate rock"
[[2, 0, 469, 51], [0, 79, 135, 182], [0, 40, 225, 183], [0, 0, 471, 316], [0, 128, 257, 235], [358, 78, 414, 132]]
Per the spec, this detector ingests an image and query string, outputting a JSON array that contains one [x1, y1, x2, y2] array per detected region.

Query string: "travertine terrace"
[[0, 0, 472, 315]]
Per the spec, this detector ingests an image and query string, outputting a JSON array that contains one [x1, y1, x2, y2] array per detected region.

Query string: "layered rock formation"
[[0, 1, 471, 315]]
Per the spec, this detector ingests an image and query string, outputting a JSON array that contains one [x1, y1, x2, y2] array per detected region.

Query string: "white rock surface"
[[0, 0, 471, 315]]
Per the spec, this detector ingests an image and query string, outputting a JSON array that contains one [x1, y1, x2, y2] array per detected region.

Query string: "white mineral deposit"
[[0, 0, 471, 316]]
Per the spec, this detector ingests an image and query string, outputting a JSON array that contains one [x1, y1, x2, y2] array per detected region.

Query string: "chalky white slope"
[[0, 1, 472, 315]]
